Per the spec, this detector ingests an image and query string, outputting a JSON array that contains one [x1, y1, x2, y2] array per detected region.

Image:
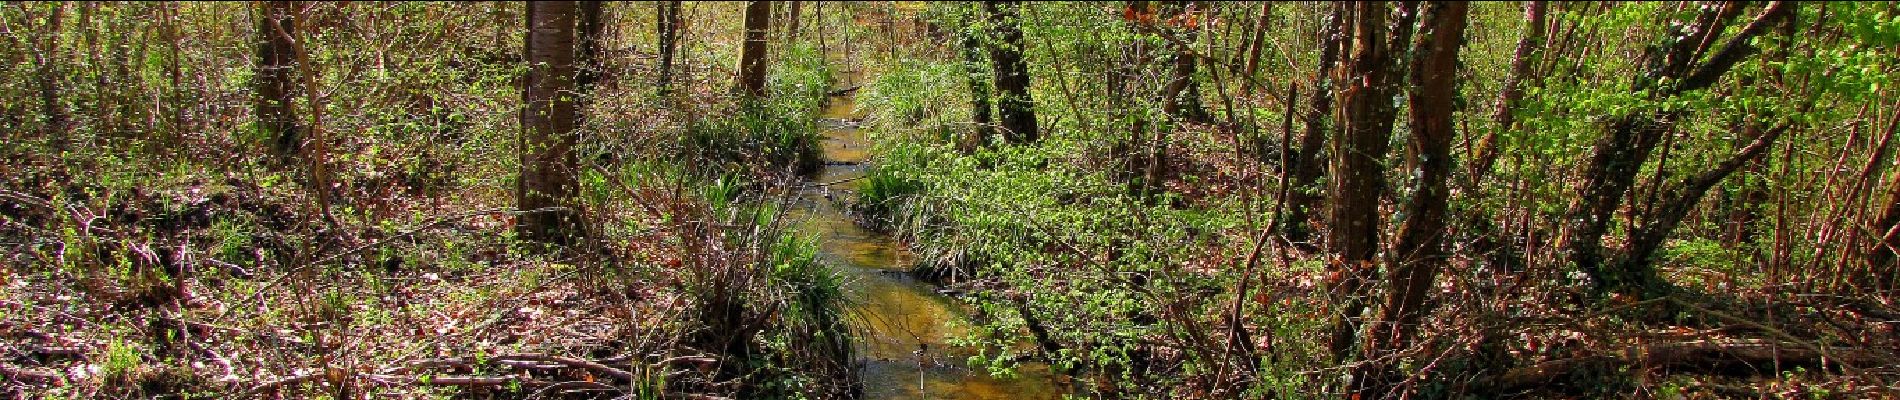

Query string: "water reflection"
[[792, 93, 1061, 400]]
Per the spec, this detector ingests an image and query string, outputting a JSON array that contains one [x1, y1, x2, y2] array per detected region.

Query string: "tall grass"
[[679, 43, 835, 177]]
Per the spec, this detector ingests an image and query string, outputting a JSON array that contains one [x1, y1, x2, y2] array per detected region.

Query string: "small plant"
[[101, 339, 143, 384]]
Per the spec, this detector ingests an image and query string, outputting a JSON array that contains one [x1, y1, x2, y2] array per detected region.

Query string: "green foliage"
[[680, 43, 834, 177]]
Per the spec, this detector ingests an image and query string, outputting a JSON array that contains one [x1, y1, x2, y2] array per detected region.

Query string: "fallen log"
[[1488, 339, 1886, 393]]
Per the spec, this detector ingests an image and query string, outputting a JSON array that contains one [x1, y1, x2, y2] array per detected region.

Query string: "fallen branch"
[[826, 85, 862, 97], [1488, 339, 1886, 392], [0, 363, 61, 385], [387, 354, 636, 383], [236, 372, 328, 398], [361, 374, 534, 387]]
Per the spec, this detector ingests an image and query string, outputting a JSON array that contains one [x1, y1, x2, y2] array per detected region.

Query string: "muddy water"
[[789, 90, 1062, 400]]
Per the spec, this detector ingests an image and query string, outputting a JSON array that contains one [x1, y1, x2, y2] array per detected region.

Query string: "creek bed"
[[787, 89, 1062, 400]]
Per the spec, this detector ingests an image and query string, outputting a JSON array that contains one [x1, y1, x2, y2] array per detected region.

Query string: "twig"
[[0, 188, 53, 212]]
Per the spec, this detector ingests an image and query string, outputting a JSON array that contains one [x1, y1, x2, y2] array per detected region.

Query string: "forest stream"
[[788, 79, 1062, 400]]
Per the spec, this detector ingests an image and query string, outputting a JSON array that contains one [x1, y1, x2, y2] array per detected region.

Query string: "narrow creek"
[[788, 83, 1063, 399]]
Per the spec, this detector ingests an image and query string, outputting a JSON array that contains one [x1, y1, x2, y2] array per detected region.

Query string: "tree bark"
[[518, 0, 582, 246], [33, 3, 66, 144], [1465, 0, 1544, 186], [1325, 0, 1413, 365], [738, 0, 771, 98], [576, 1, 605, 91], [787, 0, 802, 38], [985, 0, 1038, 144], [1159, 1, 1209, 124], [1369, 0, 1466, 359], [1564, 2, 1791, 301], [255, 1, 301, 162], [1869, 174, 1900, 290], [1279, 3, 1345, 251], [656, 1, 682, 96], [1241, 2, 1270, 82], [960, 17, 995, 151]]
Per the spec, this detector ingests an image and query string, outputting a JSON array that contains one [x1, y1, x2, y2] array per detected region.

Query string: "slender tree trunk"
[[1869, 173, 1900, 291], [1461, 0, 1545, 278], [1280, 3, 1344, 252], [787, 0, 802, 38], [960, 18, 994, 151], [1361, 4, 1467, 395], [162, 2, 186, 150], [1564, 2, 1791, 301], [518, 0, 582, 246], [31, 3, 69, 147], [1160, 1, 1208, 124], [985, 0, 1038, 143], [577, 1, 605, 91], [1242, 2, 1270, 83], [1467, 1, 1545, 186], [738, 0, 771, 98], [656, 1, 682, 96], [256, 1, 301, 164], [1326, 0, 1412, 365]]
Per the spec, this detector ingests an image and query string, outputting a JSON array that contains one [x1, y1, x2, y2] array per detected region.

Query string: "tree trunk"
[[1160, 1, 1209, 124], [1869, 174, 1900, 291], [577, 1, 605, 91], [518, 0, 582, 246], [1370, 0, 1466, 358], [31, 3, 68, 148], [1280, 3, 1343, 251], [787, 0, 802, 38], [1461, 0, 1545, 281], [1466, 1, 1545, 186], [739, 0, 771, 98], [1241, 2, 1270, 83], [1325, 0, 1412, 365], [255, 1, 301, 162], [656, 1, 682, 96], [985, 0, 1038, 144], [1564, 2, 1791, 301], [960, 17, 995, 151], [1279, 3, 1345, 252]]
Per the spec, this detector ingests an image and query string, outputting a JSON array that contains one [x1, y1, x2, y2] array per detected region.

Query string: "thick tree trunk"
[[960, 20, 995, 151], [739, 1, 771, 98], [656, 1, 682, 96], [985, 0, 1038, 144], [255, 1, 301, 162], [1370, 0, 1466, 358], [1325, 0, 1413, 365], [518, 1, 582, 246]]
